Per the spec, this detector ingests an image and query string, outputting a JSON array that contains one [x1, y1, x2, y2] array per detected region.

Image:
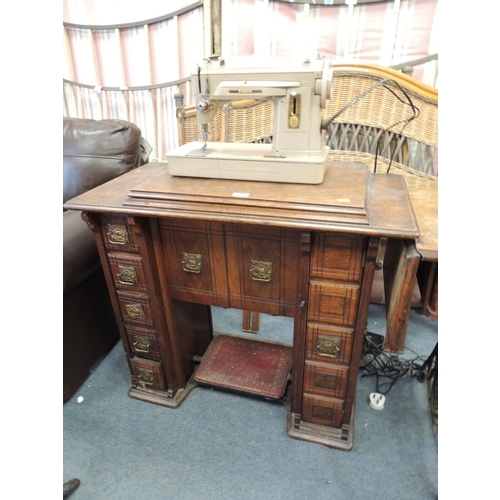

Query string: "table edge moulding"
[[64, 160, 419, 450]]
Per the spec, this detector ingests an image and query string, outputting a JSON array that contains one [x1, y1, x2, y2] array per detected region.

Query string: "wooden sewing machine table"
[[64, 160, 418, 450]]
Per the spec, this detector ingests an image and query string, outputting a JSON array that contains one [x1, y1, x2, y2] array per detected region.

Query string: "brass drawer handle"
[[250, 260, 273, 282], [133, 336, 151, 353], [317, 336, 341, 358], [107, 224, 130, 245], [182, 253, 202, 273], [125, 304, 146, 320], [137, 369, 154, 385], [117, 265, 138, 285]]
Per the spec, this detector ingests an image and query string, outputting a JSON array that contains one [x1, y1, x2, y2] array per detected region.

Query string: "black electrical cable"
[[360, 331, 426, 395], [321, 76, 420, 174]]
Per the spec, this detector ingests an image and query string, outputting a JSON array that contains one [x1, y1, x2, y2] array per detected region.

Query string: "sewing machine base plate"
[[168, 142, 329, 184]]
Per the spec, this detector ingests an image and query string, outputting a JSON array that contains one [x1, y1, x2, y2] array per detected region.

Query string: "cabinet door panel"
[[225, 225, 299, 316], [158, 219, 229, 307]]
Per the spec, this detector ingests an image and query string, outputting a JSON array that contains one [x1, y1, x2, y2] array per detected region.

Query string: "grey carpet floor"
[[63, 303, 438, 499]]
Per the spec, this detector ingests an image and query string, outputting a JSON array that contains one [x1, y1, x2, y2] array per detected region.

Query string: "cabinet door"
[[158, 219, 300, 316], [158, 219, 230, 307], [225, 225, 300, 317]]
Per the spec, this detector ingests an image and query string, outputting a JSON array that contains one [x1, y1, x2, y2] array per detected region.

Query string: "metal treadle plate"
[[194, 334, 293, 399]]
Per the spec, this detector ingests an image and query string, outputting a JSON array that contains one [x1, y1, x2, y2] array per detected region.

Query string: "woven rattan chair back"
[[323, 63, 438, 180], [174, 94, 273, 146], [221, 98, 273, 144]]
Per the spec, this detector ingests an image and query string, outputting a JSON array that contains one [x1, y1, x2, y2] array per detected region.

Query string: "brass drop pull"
[[137, 369, 154, 385], [250, 260, 273, 282], [117, 265, 138, 285], [125, 304, 146, 320], [317, 336, 341, 358], [107, 224, 130, 245], [133, 337, 151, 353], [182, 253, 203, 273]]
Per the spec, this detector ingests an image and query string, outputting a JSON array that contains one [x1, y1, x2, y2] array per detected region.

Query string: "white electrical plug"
[[369, 392, 385, 410]]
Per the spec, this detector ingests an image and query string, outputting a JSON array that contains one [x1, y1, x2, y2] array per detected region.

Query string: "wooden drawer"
[[304, 361, 349, 399], [116, 290, 155, 328], [130, 357, 166, 391], [308, 281, 360, 326], [310, 234, 364, 282], [158, 219, 299, 316], [306, 323, 353, 365], [302, 393, 345, 428], [158, 219, 229, 307], [101, 215, 141, 253], [125, 325, 161, 361], [107, 252, 148, 293], [224, 225, 299, 316]]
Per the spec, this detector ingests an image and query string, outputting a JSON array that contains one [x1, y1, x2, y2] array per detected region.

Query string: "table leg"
[[383, 239, 420, 353], [242, 310, 260, 333]]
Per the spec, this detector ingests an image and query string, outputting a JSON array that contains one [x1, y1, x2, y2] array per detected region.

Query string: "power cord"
[[359, 331, 425, 395], [321, 76, 420, 174]]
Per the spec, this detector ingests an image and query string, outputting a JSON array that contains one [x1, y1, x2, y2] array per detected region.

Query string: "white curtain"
[[221, 0, 438, 85], [63, 0, 438, 161]]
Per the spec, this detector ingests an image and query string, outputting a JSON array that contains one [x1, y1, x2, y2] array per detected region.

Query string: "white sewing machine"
[[167, 57, 333, 184]]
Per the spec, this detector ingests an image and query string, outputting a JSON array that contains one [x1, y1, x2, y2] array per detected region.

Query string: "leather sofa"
[[63, 117, 142, 402]]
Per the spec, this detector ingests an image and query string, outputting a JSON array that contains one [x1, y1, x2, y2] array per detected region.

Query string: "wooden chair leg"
[[242, 310, 260, 333]]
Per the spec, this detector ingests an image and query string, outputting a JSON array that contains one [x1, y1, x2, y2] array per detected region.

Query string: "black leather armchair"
[[63, 117, 142, 402]]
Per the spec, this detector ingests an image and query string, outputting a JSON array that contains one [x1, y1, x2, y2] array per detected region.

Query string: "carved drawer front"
[[107, 252, 147, 293], [101, 215, 140, 253], [158, 219, 229, 307], [130, 357, 166, 391], [302, 394, 345, 428], [310, 234, 364, 282], [304, 361, 349, 399], [306, 324, 353, 366], [125, 325, 161, 361], [225, 225, 299, 317], [308, 281, 360, 326], [116, 290, 155, 328]]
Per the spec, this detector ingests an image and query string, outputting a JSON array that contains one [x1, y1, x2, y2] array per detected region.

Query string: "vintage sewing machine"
[[167, 57, 333, 184]]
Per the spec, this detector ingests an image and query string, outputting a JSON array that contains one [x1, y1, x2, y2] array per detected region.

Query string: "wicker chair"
[[323, 62, 438, 180], [322, 62, 438, 352]]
